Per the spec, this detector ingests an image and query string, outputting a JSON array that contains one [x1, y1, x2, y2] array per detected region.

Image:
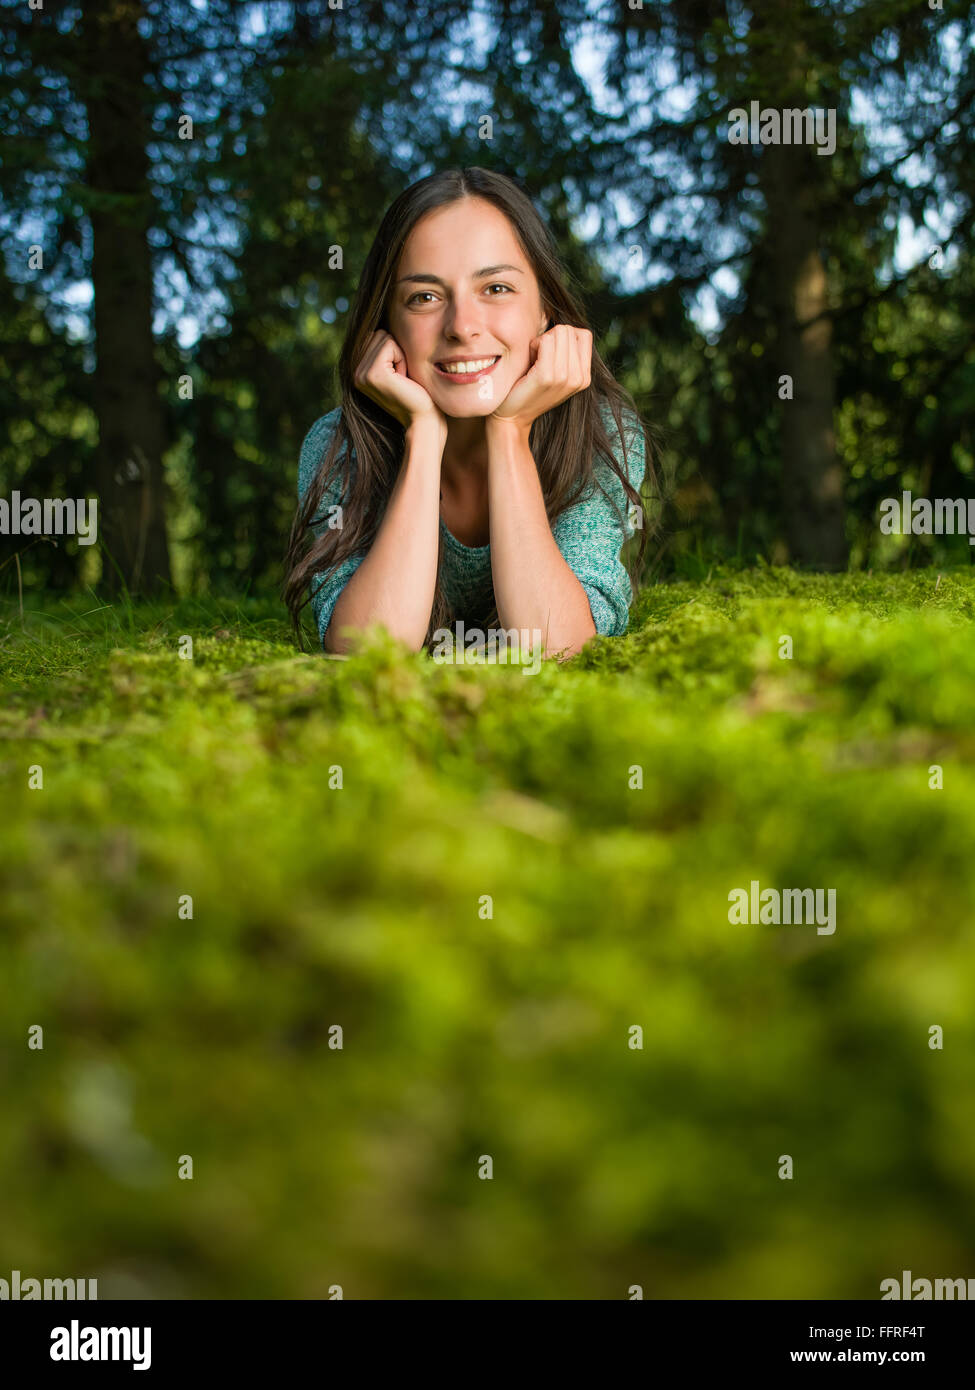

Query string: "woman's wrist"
[[485, 413, 532, 448], [485, 414, 533, 464], [405, 411, 448, 454]]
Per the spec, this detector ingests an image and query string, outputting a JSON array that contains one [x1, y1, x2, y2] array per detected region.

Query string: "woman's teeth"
[[438, 357, 498, 374]]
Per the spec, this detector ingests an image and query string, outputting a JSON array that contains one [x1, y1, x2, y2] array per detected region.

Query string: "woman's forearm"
[[485, 417, 597, 658], [324, 418, 445, 653]]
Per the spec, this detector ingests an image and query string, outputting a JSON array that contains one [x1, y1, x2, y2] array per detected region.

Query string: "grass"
[[1, 564, 974, 1299]]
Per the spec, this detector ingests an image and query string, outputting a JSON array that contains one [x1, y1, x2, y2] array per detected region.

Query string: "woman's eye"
[[406, 284, 511, 306]]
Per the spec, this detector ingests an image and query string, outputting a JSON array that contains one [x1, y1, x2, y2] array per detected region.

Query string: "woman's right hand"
[[353, 330, 448, 440]]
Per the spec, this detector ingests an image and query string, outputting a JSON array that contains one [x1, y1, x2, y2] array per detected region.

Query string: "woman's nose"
[[443, 296, 484, 339]]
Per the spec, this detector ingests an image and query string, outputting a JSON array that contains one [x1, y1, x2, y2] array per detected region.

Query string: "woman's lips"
[[433, 355, 501, 384]]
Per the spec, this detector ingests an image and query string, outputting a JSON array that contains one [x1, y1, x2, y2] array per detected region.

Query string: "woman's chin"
[[453, 404, 499, 418], [431, 394, 501, 420]]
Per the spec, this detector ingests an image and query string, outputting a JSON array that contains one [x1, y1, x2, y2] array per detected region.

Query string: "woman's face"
[[386, 197, 549, 416]]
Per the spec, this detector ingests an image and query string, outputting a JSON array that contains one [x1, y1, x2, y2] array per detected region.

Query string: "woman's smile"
[[432, 354, 501, 383]]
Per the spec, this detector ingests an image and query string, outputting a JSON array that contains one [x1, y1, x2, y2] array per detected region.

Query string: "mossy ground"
[[1, 565, 973, 1298]]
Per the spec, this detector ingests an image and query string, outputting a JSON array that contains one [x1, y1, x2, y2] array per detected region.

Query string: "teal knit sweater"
[[297, 401, 646, 649]]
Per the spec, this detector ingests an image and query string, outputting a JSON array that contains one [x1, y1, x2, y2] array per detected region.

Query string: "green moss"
[[1, 567, 973, 1298]]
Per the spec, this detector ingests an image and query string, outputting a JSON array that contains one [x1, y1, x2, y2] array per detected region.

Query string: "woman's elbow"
[[322, 618, 425, 655]]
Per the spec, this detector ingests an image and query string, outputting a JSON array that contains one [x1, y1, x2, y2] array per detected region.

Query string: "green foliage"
[[1, 569, 973, 1297], [4, 1, 974, 595]]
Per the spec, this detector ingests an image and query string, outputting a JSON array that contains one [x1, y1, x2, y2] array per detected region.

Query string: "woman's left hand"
[[489, 324, 592, 431]]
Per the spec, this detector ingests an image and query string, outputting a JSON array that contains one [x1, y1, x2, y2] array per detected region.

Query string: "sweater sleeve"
[[296, 408, 367, 649], [551, 407, 647, 636]]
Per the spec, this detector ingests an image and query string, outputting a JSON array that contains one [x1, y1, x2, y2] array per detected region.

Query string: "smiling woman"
[[282, 167, 658, 661]]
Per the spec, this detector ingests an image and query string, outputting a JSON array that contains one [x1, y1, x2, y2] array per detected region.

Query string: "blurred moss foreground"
[[1, 566, 974, 1299]]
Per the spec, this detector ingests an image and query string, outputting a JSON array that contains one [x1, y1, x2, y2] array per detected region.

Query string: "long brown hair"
[[283, 166, 659, 652]]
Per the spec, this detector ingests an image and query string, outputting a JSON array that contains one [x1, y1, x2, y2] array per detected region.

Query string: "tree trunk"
[[79, 0, 172, 596], [762, 141, 847, 569]]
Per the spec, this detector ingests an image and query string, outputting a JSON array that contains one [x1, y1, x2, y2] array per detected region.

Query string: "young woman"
[[283, 166, 655, 660]]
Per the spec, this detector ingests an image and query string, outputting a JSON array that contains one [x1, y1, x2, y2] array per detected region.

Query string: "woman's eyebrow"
[[396, 264, 525, 285]]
